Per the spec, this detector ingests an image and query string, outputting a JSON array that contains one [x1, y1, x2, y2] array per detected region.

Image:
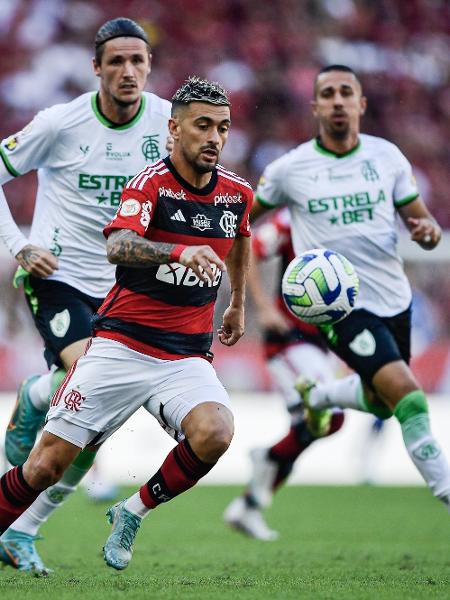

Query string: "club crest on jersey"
[[49, 309, 71, 338], [191, 214, 213, 232], [156, 263, 222, 288], [219, 211, 238, 238], [64, 389, 85, 412], [361, 160, 379, 181], [348, 329, 376, 357], [120, 198, 141, 217], [142, 135, 161, 161]]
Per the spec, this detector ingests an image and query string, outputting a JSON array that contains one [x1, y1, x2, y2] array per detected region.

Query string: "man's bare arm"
[[107, 229, 226, 282], [218, 235, 251, 346], [107, 229, 176, 267]]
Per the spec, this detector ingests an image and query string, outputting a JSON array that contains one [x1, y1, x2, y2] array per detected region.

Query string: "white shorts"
[[268, 342, 335, 411], [45, 337, 231, 448]]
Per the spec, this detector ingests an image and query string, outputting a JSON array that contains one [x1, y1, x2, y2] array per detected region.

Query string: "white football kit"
[[256, 134, 419, 317], [0, 91, 171, 297]]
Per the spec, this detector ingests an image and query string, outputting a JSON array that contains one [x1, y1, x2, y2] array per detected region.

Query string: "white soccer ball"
[[282, 248, 359, 325]]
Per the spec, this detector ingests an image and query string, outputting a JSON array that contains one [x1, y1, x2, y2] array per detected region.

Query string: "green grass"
[[1, 486, 450, 599]]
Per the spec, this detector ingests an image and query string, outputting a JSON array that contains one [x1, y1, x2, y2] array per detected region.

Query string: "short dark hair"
[[171, 76, 230, 116], [314, 64, 361, 96], [94, 18, 150, 64]]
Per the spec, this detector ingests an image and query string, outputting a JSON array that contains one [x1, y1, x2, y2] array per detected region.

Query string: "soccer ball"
[[281, 248, 359, 325]]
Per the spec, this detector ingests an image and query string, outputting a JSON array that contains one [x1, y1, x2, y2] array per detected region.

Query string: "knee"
[[24, 457, 62, 490], [24, 445, 71, 490], [190, 417, 234, 463]]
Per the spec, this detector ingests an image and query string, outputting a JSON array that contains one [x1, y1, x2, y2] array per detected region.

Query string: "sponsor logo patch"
[[49, 309, 70, 338], [120, 198, 141, 217], [105, 142, 131, 161], [159, 186, 186, 200], [191, 214, 212, 232], [214, 192, 242, 207], [156, 263, 222, 288], [170, 209, 186, 222], [4, 136, 19, 152], [348, 329, 376, 357], [140, 200, 153, 228]]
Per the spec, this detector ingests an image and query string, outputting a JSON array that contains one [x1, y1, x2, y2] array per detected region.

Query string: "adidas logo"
[[170, 209, 186, 222]]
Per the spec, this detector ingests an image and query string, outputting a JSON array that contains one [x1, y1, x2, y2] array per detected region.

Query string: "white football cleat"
[[223, 496, 279, 541], [247, 448, 278, 509]]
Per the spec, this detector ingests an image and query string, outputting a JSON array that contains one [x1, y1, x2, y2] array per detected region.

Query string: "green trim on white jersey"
[[255, 194, 276, 208], [394, 192, 419, 207], [313, 137, 361, 159], [0, 146, 20, 177], [90, 93, 147, 130]]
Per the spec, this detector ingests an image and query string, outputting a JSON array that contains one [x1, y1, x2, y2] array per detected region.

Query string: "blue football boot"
[[103, 500, 142, 570], [0, 529, 51, 576]]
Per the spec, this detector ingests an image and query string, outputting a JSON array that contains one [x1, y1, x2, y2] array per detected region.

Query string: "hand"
[[257, 305, 290, 334], [217, 305, 245, 346], [407, 217, 441, 249], [15, 244, 58, 277], [179, 245, 226, 284]]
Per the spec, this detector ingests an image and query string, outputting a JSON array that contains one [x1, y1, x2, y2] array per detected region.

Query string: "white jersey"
[[0, 91, 171, 297], [256, 134, 420, 317]]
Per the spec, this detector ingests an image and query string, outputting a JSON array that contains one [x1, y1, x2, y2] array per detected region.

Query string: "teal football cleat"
[[0, 529, 51, 576], [5, 375, 47, 466], [103, 500, 142, 570], [294, 376, 332, 437]]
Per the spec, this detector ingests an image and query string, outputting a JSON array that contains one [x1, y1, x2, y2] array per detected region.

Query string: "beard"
[[193, 159, 216, 174], [111, 92, 140, 109], [325, 120, 350, 140], [181, 146, 218, 174]]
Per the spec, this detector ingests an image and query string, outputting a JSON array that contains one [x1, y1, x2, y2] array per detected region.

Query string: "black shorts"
[[319, 306, 412, 386], [23, 276, 103, 368]]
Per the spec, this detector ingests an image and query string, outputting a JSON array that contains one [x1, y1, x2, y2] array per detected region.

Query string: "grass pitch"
[[0, 485, 449, 599]]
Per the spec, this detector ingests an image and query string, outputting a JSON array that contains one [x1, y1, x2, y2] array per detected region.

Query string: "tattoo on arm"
[[107, 229, 176, 267]]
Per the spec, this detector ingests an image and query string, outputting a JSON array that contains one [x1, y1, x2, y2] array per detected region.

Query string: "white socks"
[[124, 492, 151, 519], [28, 372, 54, 411], [307, 374, 363, 411], [11, 452, 97, 536]]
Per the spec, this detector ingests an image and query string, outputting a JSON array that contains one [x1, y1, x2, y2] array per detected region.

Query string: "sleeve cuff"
[[170, 244, 187, 262]]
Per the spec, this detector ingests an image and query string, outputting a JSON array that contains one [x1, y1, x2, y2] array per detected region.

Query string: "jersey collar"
[[313, 136, 361, 159], [91, 93, 146, 129], [163, 157, 218, 196]]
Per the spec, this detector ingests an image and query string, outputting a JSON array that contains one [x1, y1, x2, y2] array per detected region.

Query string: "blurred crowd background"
[[0, 0, 449, 392]]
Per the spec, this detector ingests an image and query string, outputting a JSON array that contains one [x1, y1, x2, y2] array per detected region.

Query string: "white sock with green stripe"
[[11, 448, 97, 536], [395, 390, 450, 509], [28, 367, 67, 411]]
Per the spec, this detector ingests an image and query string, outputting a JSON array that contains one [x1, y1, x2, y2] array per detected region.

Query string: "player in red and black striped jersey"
[[0, 77, 252, 571], [224, 208, 344, 540], [94, 154, 251, 361]]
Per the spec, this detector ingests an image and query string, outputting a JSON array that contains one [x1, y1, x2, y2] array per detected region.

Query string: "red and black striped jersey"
[[93, 157, 252, 361], [253, 208, 325, 358]]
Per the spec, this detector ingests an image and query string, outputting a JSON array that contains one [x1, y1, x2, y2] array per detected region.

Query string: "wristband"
[[169, 244, 187, 262]]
